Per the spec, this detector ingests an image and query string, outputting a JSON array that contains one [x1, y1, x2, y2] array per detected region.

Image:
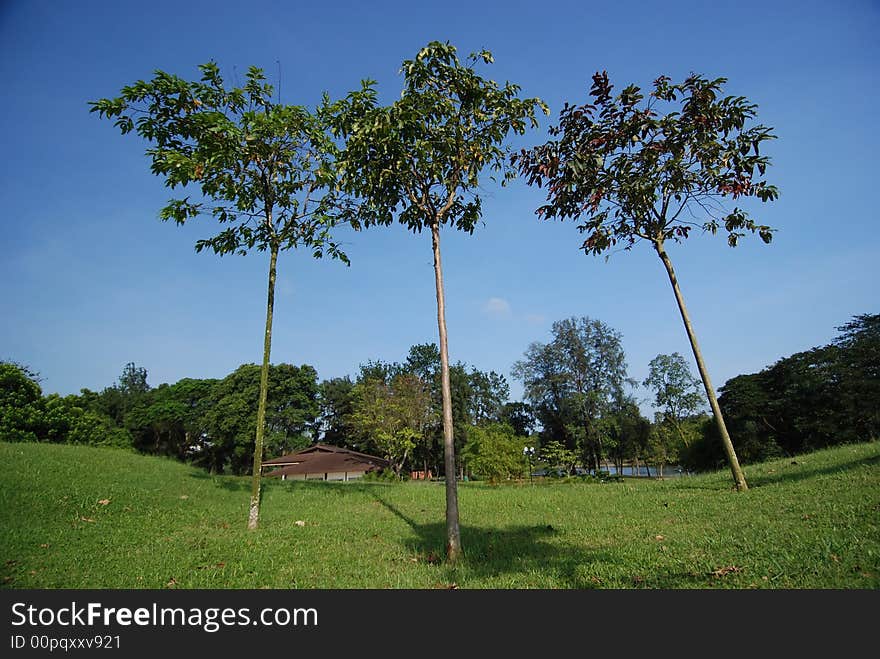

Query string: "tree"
[[462, 423, 527, 483], [118, 362, 149, 396], [468, 368, 510, 426], [644, 352, 703, 446], [333, 42, 546, 562], [350, 373, 435, 477], [538, 440, 579, 477], [603, 397, 652, 476], [500, 402, 537, 437], [318, 377, 357, 446], [515, 73, 779, 491], [202, 363, 320, 475], [91, 64, 360, 528], [0, 362, 44, 442], [513, 317, 630, 473]]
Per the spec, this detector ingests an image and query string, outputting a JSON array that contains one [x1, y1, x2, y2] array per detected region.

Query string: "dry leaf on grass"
[[711, 565, 743, 578]]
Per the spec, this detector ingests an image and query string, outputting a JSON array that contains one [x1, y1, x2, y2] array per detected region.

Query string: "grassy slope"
[[1, 441, 878, 589]]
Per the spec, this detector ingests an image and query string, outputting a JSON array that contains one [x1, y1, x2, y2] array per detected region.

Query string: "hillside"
[[1, 441, 878, 588]]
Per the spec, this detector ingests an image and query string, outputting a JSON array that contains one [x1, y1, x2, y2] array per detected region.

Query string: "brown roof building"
[[263, 444, 389, 482]]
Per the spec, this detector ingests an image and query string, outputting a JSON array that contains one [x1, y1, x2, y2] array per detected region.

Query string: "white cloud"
[[484, 297, 512, 317], [525, 313, 545, 325]]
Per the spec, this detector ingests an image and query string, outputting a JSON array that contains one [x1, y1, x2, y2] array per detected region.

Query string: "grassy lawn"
[[1, 440, 878, 589]]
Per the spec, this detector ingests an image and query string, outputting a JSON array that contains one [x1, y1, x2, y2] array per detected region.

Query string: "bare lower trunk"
[[431, 223, 462, 563], [248, 242, 279, 530], [655, 241, 748, 491]]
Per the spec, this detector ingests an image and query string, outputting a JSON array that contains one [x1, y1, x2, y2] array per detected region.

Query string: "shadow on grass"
[[371, 492, 612, 588], [187, 471, 251, 492], [747, 452, 880, 489]]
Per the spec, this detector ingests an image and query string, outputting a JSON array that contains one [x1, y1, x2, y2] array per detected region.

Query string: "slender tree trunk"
[[654, 241, 748, 491], [431, 222, 462, 563], [248, 242, 279, 530]]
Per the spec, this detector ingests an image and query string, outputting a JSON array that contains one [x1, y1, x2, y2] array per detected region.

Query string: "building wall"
[[280, 470, 369, 481]]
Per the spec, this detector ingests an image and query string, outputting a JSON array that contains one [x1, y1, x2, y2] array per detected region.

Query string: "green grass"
[[1, 441, 878, 589]]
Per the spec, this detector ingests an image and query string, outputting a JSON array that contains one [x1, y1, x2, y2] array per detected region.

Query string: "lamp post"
[[523, 446, 535, 484]]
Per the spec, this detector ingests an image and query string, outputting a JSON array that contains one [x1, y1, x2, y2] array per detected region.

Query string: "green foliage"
[[512, 317, 630, 470], [334, 344, 511, 477], [361, 468, 403, 483], [333, 41, 547, 234], [644, 353, 703, 427], [686, 314, 879, 471], [603, 397, 652, 470], [318, 377, 357, 446], [0, 362, 44, 442], [199, 364, 320, 474], [0, 362, 126, 447], [462, 423, 527, 483], [499, 401, 536, 437], [350, 373, 435, 477], [515, 72, 778, 253], [539, 439, 579, 477], [90, 63, 359, 262], [468, 369, 510, 425]]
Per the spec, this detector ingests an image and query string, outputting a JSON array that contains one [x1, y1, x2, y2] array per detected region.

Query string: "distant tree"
[[468, 369, 510, 426], [513, 317, 630, 473], [539, 440, 579, 477], [318, 377, 357, 446], [511, 340, 572, 448], [118, 362, 149, 396], [405, 343, 441, 384], [515, 73, 779, 491], [92, 64, 362, 528], [604, 397, 652, 476], [462, 423, 527, 483], [202, 364, 320, 475], [351, 374, 435, 477], [647, 420, 676, 478], [644, 353, 703, 446], [126, 377, 218, 460], [0, 362, 128, 447], [500, 402, 537, 437], [0, 362, 44, 442], [333, 41, 546, 561], [830, 313, 880, 441]]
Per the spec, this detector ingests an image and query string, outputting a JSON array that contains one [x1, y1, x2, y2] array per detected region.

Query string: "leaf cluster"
[[514, 71, 778, 254], [331, 41, 548, 233], [90, 63, 357, 261]]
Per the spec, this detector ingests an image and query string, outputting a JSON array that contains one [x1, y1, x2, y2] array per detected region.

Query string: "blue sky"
[[1, 0, 877, 413]]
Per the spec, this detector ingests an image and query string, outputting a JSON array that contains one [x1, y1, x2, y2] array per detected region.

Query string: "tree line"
[[3, 311, 874, 483]]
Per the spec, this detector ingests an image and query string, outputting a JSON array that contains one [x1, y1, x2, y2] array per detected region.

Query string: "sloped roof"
[[263, 444, 389, 477]]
